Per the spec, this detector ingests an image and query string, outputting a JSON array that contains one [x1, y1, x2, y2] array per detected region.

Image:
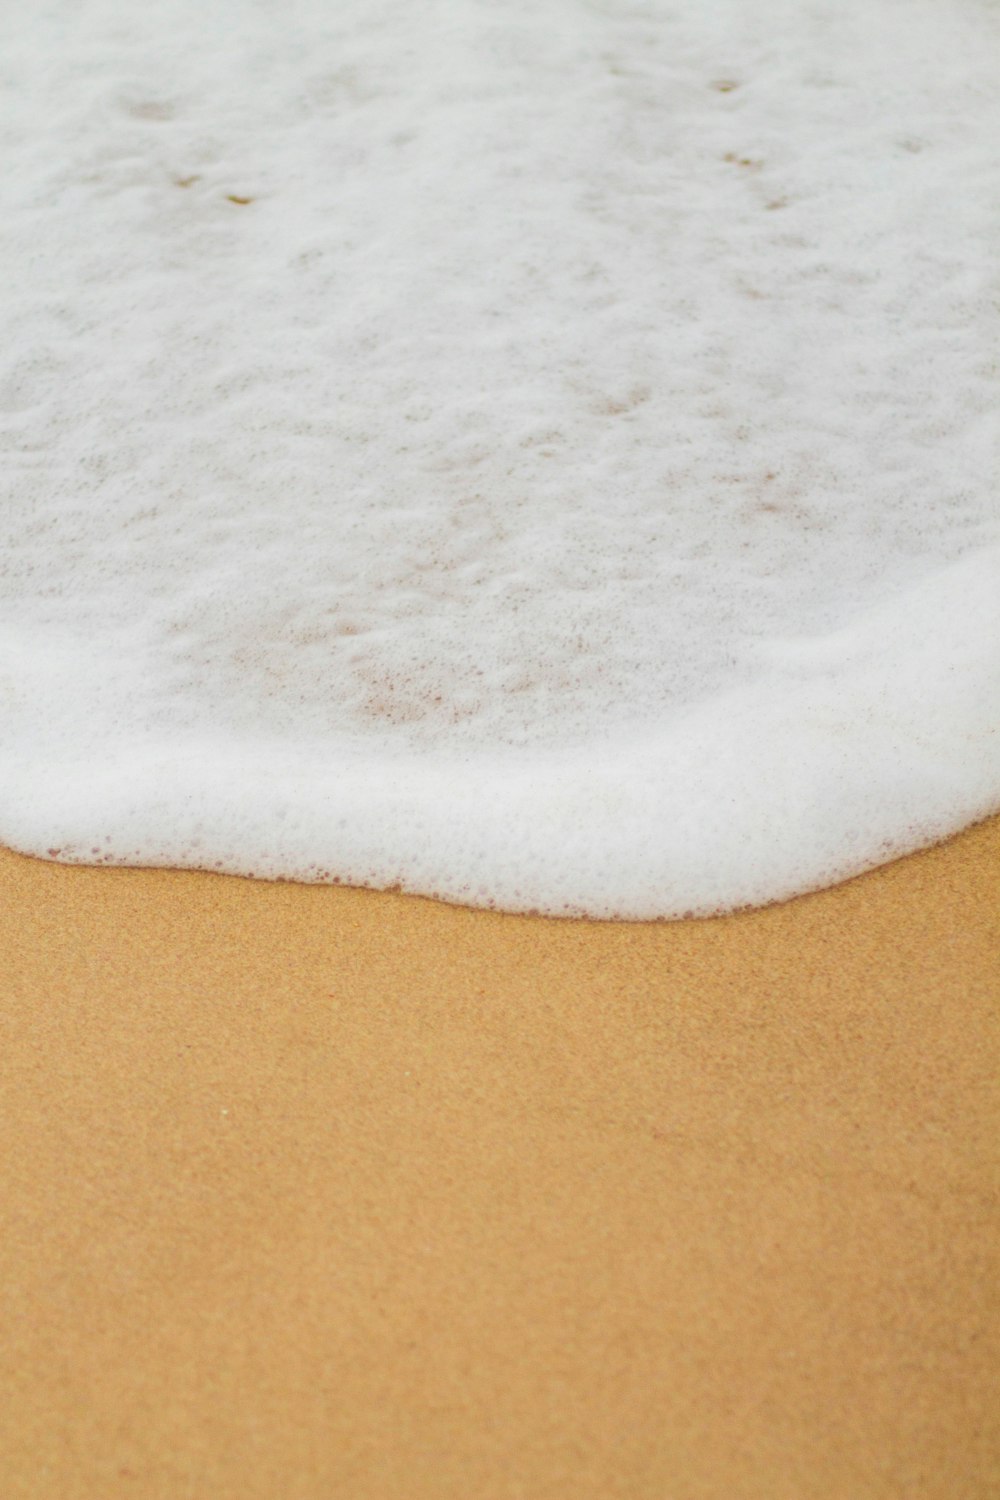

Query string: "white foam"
[[1, 0, 998, 916]]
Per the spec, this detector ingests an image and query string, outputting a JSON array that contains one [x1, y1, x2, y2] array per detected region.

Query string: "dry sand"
[[1, 819, 998, 1500]]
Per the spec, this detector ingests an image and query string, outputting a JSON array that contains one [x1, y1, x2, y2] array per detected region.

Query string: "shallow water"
[[1, 0, 998, 915]]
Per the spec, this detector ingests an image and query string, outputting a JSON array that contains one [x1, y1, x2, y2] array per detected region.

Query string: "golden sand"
[[2, 820, 998, 1498]]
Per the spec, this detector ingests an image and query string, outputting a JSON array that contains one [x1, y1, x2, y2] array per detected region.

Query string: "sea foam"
[[1, 0, 998, 917]]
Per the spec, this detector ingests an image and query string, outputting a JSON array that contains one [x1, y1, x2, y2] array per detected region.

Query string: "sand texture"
[[1, 820, 999, 1500]]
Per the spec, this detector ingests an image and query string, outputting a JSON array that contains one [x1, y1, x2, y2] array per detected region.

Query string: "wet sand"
[[1, 819, 998, 1499]]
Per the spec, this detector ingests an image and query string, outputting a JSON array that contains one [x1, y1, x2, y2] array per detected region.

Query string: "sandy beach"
[[1, 818, 997, 1499], [3, 4, 997, 1494]]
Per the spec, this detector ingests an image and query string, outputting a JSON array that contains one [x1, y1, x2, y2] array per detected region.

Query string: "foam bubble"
[[1, 0, 998, 916]]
